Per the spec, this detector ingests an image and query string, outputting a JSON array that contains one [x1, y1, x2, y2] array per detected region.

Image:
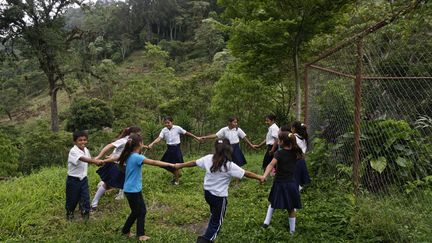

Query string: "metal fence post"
[[353, 38, 363, 196]]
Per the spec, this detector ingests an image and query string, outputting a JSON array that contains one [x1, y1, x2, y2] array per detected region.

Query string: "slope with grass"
[[1, 154, 431, 242]]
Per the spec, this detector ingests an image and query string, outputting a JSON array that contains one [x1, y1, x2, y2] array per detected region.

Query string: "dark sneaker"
[[66, 211, 74, 220], [196, 236, 212, 243], [261, 223, 269, 229], [81, 211, 90, 220]]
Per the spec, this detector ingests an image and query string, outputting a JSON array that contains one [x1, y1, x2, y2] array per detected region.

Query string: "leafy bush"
[[0, 132, 20, 177], [20, 121, 71, 174], [66, 98, 114, 132]]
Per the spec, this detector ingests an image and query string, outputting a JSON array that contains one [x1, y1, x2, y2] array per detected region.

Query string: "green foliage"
[[0, 132, 20, 177], [20, 121, 71, 174], [1, 155, 431, 242], [66, 98, 114, 132]]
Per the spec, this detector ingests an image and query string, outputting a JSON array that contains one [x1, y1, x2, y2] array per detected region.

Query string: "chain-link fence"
[[304, 1, 432, 241]]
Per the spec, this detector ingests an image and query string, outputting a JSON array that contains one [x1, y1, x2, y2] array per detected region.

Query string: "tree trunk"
[[293, 47, 301, 121], [49, 83, 59, 132]]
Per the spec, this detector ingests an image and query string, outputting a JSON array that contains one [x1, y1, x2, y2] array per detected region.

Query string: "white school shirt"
[[295, 134, 307, 154], [196, 154, 245, 197], [266, 123, 279, 145], [111, 136, 128, 157], [158, 125, 187, 145], [67, 145, 91, 180], [216, 126, 246, 144]]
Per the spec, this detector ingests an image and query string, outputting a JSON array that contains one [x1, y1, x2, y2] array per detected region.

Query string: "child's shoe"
[[115, 190, 124, 200], [196, 236, 212, 243], [66, 211, 74, 220], [81, 211, 90, 220], [261, 223, 269, 229]]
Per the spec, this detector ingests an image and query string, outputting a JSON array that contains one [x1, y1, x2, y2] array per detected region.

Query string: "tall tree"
[[219, 0, 352, 119], [0, 0, 84, 131]]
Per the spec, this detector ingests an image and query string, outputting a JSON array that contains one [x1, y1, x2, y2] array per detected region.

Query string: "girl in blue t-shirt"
[[118, 134, 176, 241]]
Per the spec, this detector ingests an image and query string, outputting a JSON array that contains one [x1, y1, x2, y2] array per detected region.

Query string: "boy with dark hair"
[[66, 131, 102, 220]]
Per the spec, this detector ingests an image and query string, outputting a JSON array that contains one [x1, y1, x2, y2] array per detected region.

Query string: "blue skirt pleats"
[[231, 143, 247, 167], [161, 144, 184, 172], [294, 159, 311, 186], [268, 180, 301, 210], [96, 163, 125, 189], [262, 145, 274, 170]]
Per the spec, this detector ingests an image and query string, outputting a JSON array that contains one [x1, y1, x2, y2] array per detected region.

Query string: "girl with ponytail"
[[175, 139, 263, 243], [91, 126, 143, 210], [119, 134, 176, 241]]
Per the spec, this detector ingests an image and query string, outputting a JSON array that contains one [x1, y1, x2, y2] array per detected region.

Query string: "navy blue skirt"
[[161, 144, 184, 172], [294, 159, 311, 186], [96, 163, 125, 189], [231, 143, 247, 167], [262, 145, 274, 170], [268, 180, 301, 210]]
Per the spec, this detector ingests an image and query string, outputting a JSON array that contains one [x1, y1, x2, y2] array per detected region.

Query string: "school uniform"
[[262, 123, 279, 169], [159, 125, 186, 172], [294, 134, 311, 186], [122, 153, 147, 237], [216, 127, 247, 166], [268, 149, 301, 210], [66, 145, 91, 214], [96, 136, 127, 189], [196, 154, 245, 242]]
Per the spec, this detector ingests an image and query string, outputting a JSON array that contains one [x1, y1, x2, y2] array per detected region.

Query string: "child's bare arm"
[[175, 161, 197, 169], [79, 156, 103, 166], [143, 158, 175, 168], [244, 170, 264, 182], [148, 137, 162, 149], [95, 144, 115, 159], [263, 158, 277, 179], [201, 134, 217, 140]]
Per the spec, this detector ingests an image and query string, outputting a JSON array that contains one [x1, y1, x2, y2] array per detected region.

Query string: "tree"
[[219, 0, 352, 119], [0, 0, 85, 131]]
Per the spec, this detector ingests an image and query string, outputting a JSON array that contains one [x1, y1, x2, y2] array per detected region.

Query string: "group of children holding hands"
[[66, 115, 310, 242]]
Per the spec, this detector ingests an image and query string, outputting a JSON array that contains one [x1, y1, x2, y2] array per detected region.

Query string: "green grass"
[[1, 154, 431, 242]]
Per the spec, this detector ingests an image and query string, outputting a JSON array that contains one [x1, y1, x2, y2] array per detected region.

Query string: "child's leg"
[[288, 210, 296, 234], [79, 178, 90, 218], [122, 192, 139, 235], [202, 191, 227, 241], [91, 182, 108, 208], [263, 204, 274, 226], [135, 193, 147, 237], [65, 176, 81, 218]]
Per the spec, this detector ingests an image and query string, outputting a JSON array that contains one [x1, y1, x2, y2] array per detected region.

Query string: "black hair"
[[163, 116, 173, 122], [278, 132, 303, 160], [118, 134, 142, 172], [265, 114, 276, 121], [73, 130, 88, 141], [115, 126, 142, 140], [279, 124, 290, 132], [291, 121, 308, 143], [210, 138, 233, 173]]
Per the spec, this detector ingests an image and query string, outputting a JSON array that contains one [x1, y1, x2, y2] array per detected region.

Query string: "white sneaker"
[[115, 191, 124, 200], [97, 181, 104, 189]]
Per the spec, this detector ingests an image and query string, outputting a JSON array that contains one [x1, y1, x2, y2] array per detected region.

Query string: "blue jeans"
[[65, 176, 90, 213]]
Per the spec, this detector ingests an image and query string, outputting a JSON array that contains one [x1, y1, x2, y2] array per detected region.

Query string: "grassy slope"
[[1, 154, 431, 242]]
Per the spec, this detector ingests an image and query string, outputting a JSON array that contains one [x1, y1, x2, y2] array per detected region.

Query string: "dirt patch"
[[148, 201, 173, 214], [183, 220, 208, 234]]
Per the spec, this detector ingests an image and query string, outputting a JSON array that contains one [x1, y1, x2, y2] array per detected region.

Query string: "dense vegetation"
[[0, 0, 431, 241]]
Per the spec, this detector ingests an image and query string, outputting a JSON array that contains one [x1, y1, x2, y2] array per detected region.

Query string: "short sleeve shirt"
[[266, 123, 279, 145], [196, 154, 245, 197], [158, 125, 187, 145], [295, 134, 307, 154], [274, 149, 297, 182], [215, 127, 246, 144], [111, 136, 129, 157], [67, 145, 91, 180], [123, 153, 145, 193]]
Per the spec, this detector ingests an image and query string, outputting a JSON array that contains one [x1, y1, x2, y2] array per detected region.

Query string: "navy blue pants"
[[65, 176, 90, 213], [123, 192, 147, 237], [202, 190, 227, 241]]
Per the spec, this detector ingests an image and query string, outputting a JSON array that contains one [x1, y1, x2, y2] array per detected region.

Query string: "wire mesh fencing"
[[304, 4, 432, 241]]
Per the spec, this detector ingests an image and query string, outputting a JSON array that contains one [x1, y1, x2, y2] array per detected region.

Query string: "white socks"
[[91, 186, 106, 207], [289, 217, 296, 233], [263, 205, 274, 225]]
